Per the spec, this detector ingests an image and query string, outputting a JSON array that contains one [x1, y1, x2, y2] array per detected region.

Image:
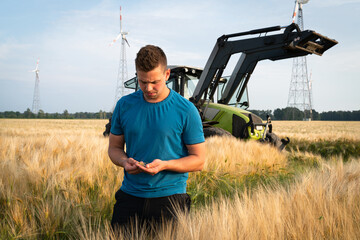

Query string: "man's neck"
[[144, 87, 170, 103]]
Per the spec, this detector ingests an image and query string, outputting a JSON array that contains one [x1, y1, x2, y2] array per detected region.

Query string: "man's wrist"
[[117, 157, 128, 167], [162, 160, 171, 171]]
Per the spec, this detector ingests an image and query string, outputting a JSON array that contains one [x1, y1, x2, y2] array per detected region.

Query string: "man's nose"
[[146, 84, 152, 91]]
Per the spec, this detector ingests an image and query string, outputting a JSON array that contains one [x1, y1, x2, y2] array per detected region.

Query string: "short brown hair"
[[135, 45, 167, 72]]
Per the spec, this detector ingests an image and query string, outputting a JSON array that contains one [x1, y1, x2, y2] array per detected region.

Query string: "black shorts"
[[111, 189, 191, 229]]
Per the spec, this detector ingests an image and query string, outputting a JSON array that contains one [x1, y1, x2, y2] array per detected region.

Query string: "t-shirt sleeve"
[[182, 104, 205, 145], [110, 100, 124, 135]]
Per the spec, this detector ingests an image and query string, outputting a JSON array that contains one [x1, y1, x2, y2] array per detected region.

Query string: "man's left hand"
[[136, 159, 166, 176]]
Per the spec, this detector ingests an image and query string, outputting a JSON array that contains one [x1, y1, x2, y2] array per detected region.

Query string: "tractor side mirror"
[[240, 101, 249, 107]]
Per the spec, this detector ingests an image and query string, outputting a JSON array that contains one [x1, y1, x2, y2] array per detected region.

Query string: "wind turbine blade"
[[35, 58, 40, 71], [109, 34, 122, 46], [124, 38, 130, 47], [292, 0, 299, 23], [120, 6, 122, 32]]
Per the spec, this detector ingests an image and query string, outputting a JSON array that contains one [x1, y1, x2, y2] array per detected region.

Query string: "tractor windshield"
[[166, 70, 200, 100], [217, 76, 249, 109], [183, 75, 199, 99]]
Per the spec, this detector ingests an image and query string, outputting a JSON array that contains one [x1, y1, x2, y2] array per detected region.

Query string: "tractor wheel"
[[203, 126, 233, 138]]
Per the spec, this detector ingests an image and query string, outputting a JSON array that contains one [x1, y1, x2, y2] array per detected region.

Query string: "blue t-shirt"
[[111, 89, 205, 198]]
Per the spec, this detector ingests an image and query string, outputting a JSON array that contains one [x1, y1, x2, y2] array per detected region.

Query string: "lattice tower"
[[31, 59, 41, 114], [287, 0, 313, 120], [111, 6, 130, 110], [115, 35, 128, 104]]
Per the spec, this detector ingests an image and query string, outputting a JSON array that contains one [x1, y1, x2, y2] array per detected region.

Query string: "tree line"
[[0, 107, 359, 121], [249, 108, 360, 121], [0, 108, 111, 119]]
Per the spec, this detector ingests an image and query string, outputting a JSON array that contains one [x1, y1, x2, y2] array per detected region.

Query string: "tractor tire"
[[203, 126, 233, 138]]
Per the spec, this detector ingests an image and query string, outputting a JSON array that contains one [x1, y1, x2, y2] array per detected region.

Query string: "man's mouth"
[[146, 92, 156, 97]]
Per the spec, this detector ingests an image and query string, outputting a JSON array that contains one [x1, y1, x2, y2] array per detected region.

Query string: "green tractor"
[[105, 23, 337, 150]]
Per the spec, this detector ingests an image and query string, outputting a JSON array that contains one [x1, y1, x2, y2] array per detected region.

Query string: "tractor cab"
[[124, 65, 250, 110]]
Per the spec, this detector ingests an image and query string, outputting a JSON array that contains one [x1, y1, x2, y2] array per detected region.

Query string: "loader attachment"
[[190, 23, 338, 106]]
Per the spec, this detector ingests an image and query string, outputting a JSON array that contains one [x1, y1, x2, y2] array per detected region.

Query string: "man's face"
[[137, 65, 170, 103]]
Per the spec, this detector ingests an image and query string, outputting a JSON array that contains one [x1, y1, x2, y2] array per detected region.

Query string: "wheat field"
[[272, 120, 360, 141], [0, 119, 359, 239]]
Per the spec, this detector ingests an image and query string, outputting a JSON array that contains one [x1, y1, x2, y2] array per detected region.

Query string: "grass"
[[1, 119, 359, 239], [188, 136, 291, 206], [287, 139, 360, 161], [172, 160, 360, 240]]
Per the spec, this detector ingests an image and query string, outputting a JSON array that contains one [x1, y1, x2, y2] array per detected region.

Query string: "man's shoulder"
[[117, 90, 142, 106], [170, 90, 195, 107], [113, 91, 142, 115], [121, 90, 142, 102], [168, 90, 200, 121]]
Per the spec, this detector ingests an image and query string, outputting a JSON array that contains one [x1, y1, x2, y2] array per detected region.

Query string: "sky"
[[0, 0, 359, 113]]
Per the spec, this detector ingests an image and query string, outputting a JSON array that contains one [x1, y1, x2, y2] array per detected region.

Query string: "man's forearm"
[[164, 154, 205, 173], [165, 142, 206, 172], [108, 146, 128, 168]]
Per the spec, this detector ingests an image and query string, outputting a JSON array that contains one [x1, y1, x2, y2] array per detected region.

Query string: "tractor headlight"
[[256, 126, 263, 131]]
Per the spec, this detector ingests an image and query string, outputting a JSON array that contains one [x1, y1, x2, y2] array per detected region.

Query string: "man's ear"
[[165, 68, 171, 81]]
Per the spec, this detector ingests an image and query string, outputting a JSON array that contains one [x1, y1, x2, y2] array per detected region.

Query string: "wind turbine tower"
[[31, 58, 41, 114], [110, 6, 130, 108], [287, 0, 313, 120]]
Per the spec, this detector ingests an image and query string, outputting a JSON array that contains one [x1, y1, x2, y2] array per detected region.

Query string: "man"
[[108, 45, 205, 229]]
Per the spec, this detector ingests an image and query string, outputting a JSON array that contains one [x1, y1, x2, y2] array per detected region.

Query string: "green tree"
[[38, 109, 45, 118], [4, 111, 17, 118], [274, 107, 303, 120], [63, 110, 69, 119], [24, 108, 35, 118]]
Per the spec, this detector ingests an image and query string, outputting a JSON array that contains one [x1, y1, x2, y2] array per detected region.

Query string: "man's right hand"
[[123, 158, 142, 174], [109, 134, 142, 174]]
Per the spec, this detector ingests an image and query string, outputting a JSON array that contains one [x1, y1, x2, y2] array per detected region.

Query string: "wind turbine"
[[110, 6, 130, 108], [291, 0, 309, 28], [31, 58, 41, 114]]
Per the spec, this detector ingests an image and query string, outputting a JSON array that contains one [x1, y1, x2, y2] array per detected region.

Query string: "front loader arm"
[[190, 23, 337, 105]]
